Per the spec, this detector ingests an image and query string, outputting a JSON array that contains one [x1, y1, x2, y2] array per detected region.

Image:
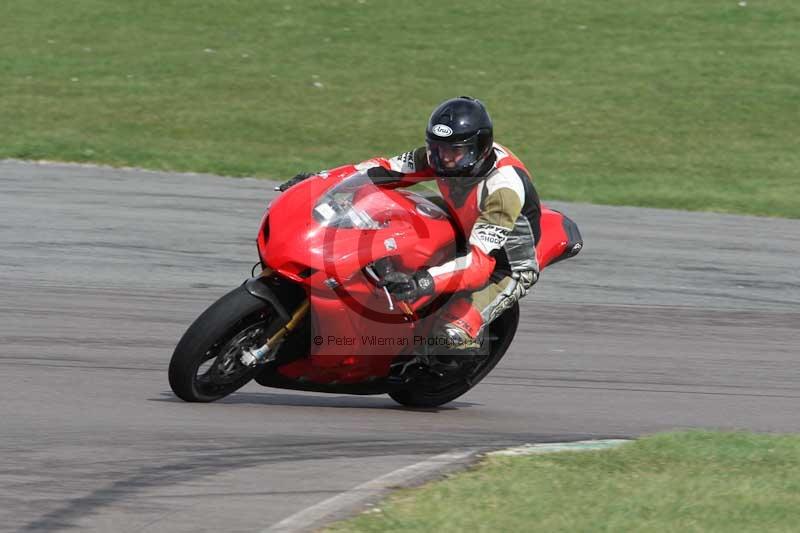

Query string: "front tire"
[[389, 303, 520, 408], [169, 285, 275, 402]]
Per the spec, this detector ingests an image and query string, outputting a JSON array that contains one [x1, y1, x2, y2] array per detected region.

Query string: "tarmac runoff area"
[[0, 160, 798, 532]]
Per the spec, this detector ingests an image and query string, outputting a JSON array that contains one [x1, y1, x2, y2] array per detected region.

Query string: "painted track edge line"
[[489, 438, 632, 456], [262, 449, 478, 533]]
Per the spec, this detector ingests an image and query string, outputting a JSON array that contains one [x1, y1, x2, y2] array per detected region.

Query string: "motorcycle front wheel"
[[169, 285, 275, 402]]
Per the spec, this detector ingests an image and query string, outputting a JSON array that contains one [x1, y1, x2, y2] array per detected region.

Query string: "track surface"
[[1, 161, 798, 532]]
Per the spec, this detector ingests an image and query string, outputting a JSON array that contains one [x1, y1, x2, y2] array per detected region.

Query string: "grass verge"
[[326, 431, 800, 532], [2, 1, 799, 217]]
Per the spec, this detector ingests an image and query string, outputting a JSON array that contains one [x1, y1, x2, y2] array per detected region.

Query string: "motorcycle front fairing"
[[257, 168, 458, 384]]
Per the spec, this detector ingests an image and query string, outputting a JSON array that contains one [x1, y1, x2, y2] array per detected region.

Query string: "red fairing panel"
[[257, 168, 458, 384], [276, 292, 416, 384], [257, 166, 455, 281]]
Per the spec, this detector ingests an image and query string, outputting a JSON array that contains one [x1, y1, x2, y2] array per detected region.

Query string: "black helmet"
[[425, 96, 494, 178]]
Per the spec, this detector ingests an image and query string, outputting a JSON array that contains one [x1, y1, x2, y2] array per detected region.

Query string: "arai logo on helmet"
[[431, 124, 453, 137]]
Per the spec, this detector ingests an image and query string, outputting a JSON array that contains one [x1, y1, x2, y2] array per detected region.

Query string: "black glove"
[[378, 270, 435, 302], [276, 172, 314, 192]]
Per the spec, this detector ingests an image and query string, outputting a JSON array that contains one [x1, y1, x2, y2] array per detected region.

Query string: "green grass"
[[2, 1, 799, 217], [326, 431, 800, 532]]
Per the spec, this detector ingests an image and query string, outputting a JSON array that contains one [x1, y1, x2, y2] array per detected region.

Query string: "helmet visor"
[[426, 139, 481, 177]]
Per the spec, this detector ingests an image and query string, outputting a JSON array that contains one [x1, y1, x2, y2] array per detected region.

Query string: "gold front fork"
[[240, 268, 309, 366]]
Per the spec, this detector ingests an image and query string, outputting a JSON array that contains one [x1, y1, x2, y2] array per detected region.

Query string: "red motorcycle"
[[169, 166, 582, 407]]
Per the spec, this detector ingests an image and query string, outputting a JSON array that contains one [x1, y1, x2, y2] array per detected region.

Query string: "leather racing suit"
[[361, 143, 541, 347]]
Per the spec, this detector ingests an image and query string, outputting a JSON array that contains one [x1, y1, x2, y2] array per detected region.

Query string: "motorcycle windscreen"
[[312, 171, 387, 230]]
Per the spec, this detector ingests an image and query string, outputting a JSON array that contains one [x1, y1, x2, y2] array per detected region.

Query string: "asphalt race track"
[[1, 160, 798, 532]]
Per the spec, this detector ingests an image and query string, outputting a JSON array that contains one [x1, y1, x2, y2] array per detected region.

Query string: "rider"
[[280, 96, 541, 349]]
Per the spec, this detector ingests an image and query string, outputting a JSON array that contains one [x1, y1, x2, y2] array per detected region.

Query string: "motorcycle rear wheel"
[[169, 285, 274, 402], [388, 303, 519, 408]]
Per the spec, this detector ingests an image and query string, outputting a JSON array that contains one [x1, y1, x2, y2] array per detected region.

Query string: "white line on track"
[[262, 449, 477, 533], [488, 439, 631, 456]]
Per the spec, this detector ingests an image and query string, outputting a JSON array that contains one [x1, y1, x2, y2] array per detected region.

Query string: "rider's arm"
[[278, 148, 435, 192], [361, 147, 436, 187], [426, 187, 523, 294]]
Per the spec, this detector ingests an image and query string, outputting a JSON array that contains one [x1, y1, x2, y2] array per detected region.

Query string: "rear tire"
[[389, 303, 519, 408], [169, 285, 275, 402]]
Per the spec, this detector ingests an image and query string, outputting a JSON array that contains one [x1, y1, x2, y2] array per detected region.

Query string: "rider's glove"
[[378, 270, 435, 302], [275, 172, 314, 192]]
